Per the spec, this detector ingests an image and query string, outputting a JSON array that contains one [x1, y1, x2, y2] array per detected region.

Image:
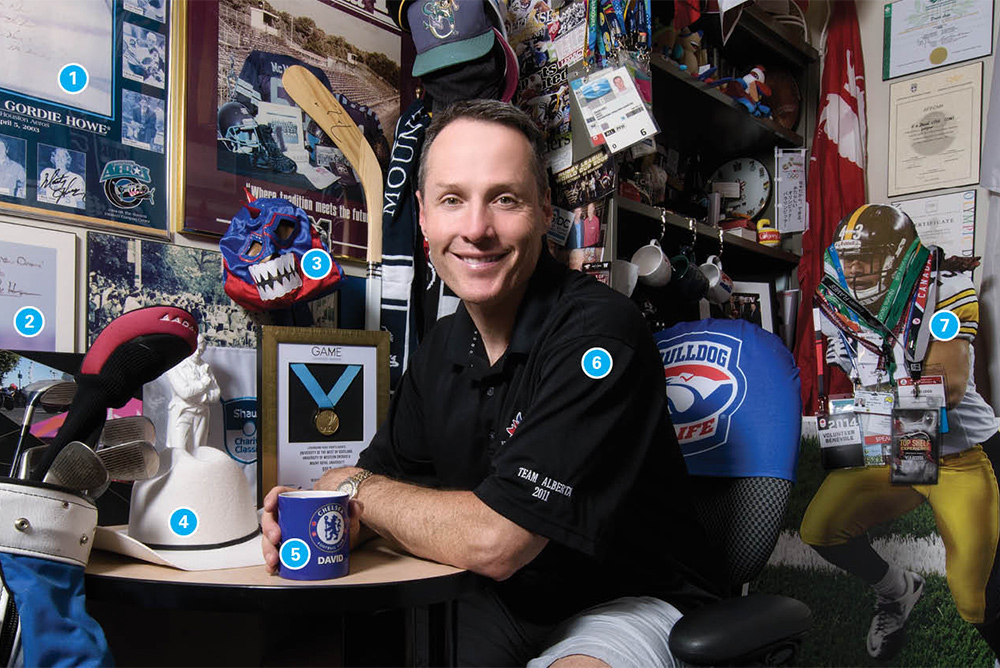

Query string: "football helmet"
[[831, 204, 918, 311], [218, 102, 260, 154]]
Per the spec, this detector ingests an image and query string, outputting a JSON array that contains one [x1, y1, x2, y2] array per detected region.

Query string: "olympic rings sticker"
[[581, 347, 613, 380]]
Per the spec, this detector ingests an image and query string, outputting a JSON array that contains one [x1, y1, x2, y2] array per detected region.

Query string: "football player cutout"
[[800, 205, 1000, 660], [164, 335, 220, 453]]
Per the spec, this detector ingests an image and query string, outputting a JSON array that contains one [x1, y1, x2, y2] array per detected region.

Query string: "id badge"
[[569, 66, 658, 152], [890, 407, 941, 485], [854, 390, 893, 465], [817, 411, 864, 470], [853, 390, 894, 415], [896, 375, 946, 410]]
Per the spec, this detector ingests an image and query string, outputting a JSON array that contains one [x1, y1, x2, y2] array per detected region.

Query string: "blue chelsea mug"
[[277, 490, 350, 580]]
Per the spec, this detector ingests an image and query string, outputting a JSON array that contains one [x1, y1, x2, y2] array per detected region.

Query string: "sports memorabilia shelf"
[[609, 5, 817, 279]]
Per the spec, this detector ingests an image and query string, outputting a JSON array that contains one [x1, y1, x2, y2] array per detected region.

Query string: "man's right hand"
[[260, 485, 296, 574], [260, 485, 366, 574]]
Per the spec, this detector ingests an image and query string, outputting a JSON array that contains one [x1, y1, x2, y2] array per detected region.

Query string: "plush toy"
[[673, 28, 704, 74], [708, 65, 774, 118], [741, 66, 772, 105], [652, 21, 678, 56]]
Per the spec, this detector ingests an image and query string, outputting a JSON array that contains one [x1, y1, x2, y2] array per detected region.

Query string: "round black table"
[[85, 539, 482, 666]]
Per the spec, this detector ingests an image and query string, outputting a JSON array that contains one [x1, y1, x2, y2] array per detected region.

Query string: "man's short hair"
[[418, 99, 549, 201]]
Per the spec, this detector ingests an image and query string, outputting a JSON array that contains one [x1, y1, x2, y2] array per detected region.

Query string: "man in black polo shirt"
[[262, 100, 720, 666]]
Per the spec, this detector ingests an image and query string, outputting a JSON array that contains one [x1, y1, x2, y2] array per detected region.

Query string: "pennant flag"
[[793, 0, 867, 414]]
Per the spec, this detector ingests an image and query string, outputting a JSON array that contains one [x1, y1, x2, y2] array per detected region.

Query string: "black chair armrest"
[[668, 593, 812, 666]]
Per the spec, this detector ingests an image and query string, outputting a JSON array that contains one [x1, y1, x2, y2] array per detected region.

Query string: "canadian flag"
[[793, 0, 867, 414]]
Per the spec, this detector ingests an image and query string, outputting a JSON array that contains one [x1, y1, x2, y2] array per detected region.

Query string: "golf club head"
[[14, 445, 46, 479], [9, 379, 78, 477], [36, 381, 77, 412], [100, 416, 155, 448], [31, 306, 198, 481], [42, 441, 109, 493], [96, 440, 160, 481]]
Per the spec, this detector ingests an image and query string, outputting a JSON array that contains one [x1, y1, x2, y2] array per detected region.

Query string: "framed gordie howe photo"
[[173, 0, 401, 261], [0, 0, 171, 236], [259, 326, 389, 503]]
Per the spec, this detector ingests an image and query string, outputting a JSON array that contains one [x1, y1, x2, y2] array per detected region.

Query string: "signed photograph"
[[36, 145, 86, 210]]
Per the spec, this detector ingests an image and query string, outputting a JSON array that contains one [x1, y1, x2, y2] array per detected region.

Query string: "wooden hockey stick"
[[281, 65, 383, 264], [282, 65, 384, 331]]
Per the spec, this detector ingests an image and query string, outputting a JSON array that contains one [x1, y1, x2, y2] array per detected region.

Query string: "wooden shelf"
[[650, 54, 805, 150], [613, 197, 800, 276]]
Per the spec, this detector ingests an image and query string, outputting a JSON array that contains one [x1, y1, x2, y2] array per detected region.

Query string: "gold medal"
[[314, 408, 340, 436]]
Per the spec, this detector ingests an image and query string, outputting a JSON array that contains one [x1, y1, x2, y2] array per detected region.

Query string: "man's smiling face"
[[417, 118, 551, 316]]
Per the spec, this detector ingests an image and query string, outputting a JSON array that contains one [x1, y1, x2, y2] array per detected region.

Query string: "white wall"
[[855, 0, 996, 276]]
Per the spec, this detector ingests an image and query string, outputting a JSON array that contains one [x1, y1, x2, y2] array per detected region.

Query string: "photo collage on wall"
[[182, 0, 402, 260], [0, 0, 168, 234]]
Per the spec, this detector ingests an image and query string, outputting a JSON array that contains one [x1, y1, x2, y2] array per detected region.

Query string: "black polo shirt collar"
[[444, 242, 566, 367]]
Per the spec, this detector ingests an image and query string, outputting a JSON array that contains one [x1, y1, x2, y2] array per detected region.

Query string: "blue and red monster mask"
[[220, 195, 342, 311]]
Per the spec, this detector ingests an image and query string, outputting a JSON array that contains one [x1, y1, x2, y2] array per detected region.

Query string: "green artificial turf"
[[753, 566, 992, 667]]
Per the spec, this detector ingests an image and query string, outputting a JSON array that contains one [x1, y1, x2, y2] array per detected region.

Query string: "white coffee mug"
[[631, 239, 672, 287], [610, 260, 639, 297], [700, 255, 734, 304]]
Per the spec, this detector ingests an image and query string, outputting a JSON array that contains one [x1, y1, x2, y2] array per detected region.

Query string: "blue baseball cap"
[[408, 0, 497, 77]]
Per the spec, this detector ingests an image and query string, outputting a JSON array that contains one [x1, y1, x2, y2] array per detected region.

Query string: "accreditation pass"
[[569, 66, 658, 153]]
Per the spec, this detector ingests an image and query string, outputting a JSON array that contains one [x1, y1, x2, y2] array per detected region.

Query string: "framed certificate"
[[887, 61, 983, 197], [892, 190, 976, 264], [258, 326, 389, 504], [883, 0, 995, 80]]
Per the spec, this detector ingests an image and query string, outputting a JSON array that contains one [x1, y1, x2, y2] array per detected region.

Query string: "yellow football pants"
[[800, 445, 999, 623]]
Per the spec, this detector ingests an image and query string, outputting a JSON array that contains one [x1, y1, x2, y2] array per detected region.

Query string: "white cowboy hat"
[[94, 446, 264, 570]]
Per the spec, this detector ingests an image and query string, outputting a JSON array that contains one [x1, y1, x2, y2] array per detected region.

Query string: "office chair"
[[654, 318, 813, 665]]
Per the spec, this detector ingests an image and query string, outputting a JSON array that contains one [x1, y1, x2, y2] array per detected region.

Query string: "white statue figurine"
[[164, 335, 221, 452]]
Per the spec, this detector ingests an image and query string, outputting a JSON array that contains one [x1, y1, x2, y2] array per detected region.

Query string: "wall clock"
[[708, 158, 772, 220]]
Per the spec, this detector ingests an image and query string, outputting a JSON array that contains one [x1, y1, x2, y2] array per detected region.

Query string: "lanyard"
[[818, 249, 937, 387], [290, 364, 361, 409], [819, 277, 896, 342], [816, 280, 898, 379], [877, 240, 927, 329], [902, 248, 939, 379], [586, 0, 600, 69], [826, 246, 859, 324]]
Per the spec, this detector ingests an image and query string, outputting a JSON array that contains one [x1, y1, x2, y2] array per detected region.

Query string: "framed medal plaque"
[[258, 326, 389, 505]]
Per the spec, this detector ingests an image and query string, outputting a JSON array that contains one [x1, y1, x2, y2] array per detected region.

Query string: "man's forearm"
[[353, 475, 546, 580]]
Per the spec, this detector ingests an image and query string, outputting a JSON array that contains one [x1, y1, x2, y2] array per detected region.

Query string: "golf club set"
[[1, 305, 200, 666], [11, 400, 159, 495]]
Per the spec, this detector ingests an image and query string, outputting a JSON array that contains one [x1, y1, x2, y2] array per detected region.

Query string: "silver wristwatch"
[[336, 469, 374, 499]]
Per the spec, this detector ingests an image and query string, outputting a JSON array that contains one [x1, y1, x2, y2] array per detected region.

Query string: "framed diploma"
[[887, 61, 982, 197], [883, 0, 995, 80], [258, 326, 389, 504]]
